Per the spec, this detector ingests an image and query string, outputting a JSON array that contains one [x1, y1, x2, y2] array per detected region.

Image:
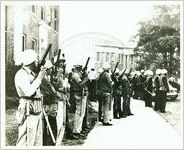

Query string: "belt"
[[19, 96, 41, 100]]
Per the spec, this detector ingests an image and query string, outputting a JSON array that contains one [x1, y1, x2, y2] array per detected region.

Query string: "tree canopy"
[[134, 5, 180, 76]]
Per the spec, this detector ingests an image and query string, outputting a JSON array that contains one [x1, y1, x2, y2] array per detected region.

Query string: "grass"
[[5, 95, 181, 146], [5, 96, 97, 146]]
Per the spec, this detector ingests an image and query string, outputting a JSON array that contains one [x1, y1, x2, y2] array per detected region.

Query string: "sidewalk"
[[82, 99, 182, 149]]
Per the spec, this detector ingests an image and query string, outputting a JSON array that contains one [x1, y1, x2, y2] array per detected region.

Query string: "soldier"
[[143, 70, 154, 107], [120, 69, 134, 118], [88, 68, 97, 102], [40, 60, 59, 145], [112, 68, 122, 119], [70, 64, 89, 139], [159, 69, 169, 112], [52, 54, 70, 145], [153, 69, 162, 111], [15, 49, 46, 146], [97, 63, 113, 125]]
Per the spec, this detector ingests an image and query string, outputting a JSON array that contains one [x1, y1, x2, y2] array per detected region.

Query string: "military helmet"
[[22, 49, 38, 66], [156, 69, 162, 75], [102, 62, 111, 70], [162, 69, 168, 74]]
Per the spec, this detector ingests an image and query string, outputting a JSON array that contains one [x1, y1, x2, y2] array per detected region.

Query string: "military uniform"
[[112, 73, 122, 119], [144, 74, 153, 107], [71, 67, 89, 138], [15, 49, 45, 146], [97, 66, 113, 125], [120, 75, 133, 117]]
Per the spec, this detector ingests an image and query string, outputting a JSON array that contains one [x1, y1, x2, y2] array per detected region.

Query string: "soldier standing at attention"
[[159, 69, 169, 113], [120, 69, 134, 118], [71, 64, 89, 139], [112, 68, 122, 119], [154, 69, 162, 111], [97, 63, 113, 125], [15, 49, 46, 146]]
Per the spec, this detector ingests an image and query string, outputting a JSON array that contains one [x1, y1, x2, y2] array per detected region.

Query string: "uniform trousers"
[[101, 93, 112, 123], [113, 94, 122, 118], [16, 113, 43, 146], [73, 93, 87, 134], [56, 101, 66, 146]]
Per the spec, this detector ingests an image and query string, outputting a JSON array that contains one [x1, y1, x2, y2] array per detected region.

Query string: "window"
[[22, 34, 26, 51], [41, 7, 45, 21], [32, 5, 36, 13], [97, 52, 100, 61], [106, 52, 109, 61], [54, 9, 58, 31], [31, 39, 37, 50]]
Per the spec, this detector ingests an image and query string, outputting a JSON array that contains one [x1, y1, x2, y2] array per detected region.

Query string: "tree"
[[134, 5, 180, 76]]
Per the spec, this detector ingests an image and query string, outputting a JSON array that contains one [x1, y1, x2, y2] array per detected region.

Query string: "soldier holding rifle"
[[97, 63, 113, 125], [70, 58, 89, 139], [15, 48, 48, 146]]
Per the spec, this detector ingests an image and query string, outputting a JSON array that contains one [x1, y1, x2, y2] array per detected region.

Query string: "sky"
[[59, 1, 155, 46]]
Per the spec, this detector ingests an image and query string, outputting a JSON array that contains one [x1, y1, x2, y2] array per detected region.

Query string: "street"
[[83, 99, 182, 149]]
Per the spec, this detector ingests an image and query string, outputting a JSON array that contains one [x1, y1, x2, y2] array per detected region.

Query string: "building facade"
[[5, 5, 60, 66], [61, 32, 136, 72]]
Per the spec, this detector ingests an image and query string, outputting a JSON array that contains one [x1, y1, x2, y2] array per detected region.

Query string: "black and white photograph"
[[1, 0, 183, 149]]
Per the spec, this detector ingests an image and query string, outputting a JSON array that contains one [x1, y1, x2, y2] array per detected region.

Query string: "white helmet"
[[44, 59, 53, 69], [98, 68, 103, 73], [135, 71, 141, 76], [141, 70, 145, 74], [162, 69, 168, 74], [22, 49, 37, 66], [115, 68, 120, 74], [156, 69, 162, 75], [102, 63, 111, 70], [147, 70, 153, 76]]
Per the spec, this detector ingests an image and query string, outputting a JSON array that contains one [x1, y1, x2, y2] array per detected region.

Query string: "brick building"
[[5, 5, 60, 66], [3, 4, 60, 95]]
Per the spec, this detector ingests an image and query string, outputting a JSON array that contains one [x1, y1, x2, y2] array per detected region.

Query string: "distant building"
[[61, 32, 136, 71], [4, 5, 60, 66]]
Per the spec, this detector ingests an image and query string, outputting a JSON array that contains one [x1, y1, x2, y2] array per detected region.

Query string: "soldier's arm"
[[15, 70, 42, 97]]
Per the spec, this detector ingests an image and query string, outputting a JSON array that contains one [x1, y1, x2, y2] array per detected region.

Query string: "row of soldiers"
[[14, 48, 177, 146]]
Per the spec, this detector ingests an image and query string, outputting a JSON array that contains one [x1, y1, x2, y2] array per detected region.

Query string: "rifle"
[[55, 49, 61, 72], [81, 57, 90, 80], [118, 68, 126, 79], [112, 62, 119, 75], [127, 68, 133, 78], [111, 61, 119, 82], [35, 43, 52, 74], [80, 57, 90, 115]]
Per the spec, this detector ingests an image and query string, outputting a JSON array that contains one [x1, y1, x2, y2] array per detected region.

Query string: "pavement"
[[82, 99, 183, 149]]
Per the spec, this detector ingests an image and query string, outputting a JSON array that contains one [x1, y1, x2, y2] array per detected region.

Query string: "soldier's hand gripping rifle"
[[35, 43, 52, 74]]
